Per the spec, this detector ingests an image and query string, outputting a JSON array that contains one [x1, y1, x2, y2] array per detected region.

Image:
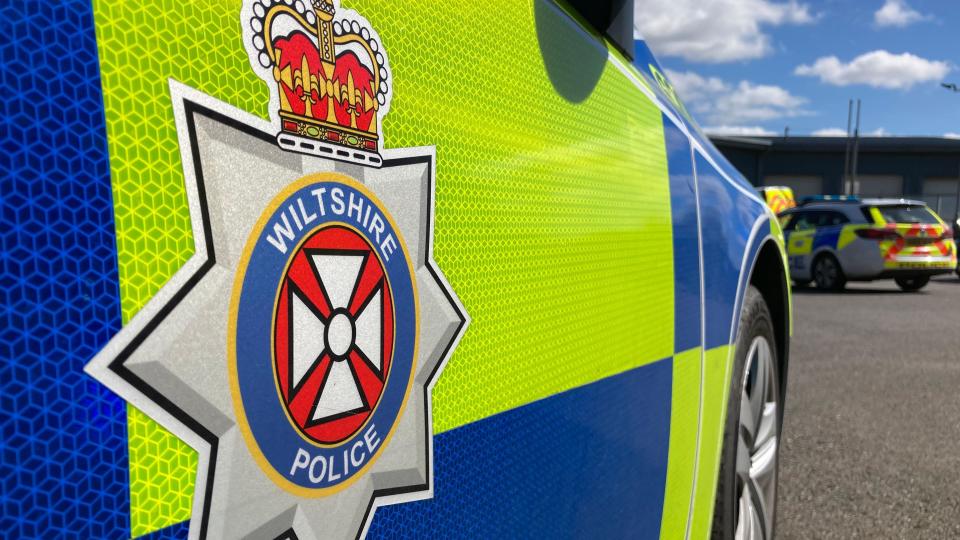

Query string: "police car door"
[[785, 211, 818, 280]]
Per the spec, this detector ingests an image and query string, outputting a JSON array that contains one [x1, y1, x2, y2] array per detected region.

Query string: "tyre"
[[712, 286, 781, 540], [812, 254, 845, 291], [895, 276, 929, 292], [790, 279, 810, 289]]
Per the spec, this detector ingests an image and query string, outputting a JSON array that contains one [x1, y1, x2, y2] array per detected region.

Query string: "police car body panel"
[[1, 1, 789, 538]]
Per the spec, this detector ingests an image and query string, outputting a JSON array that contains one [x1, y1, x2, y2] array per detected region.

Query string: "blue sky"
[[636, 0, 960, 137]]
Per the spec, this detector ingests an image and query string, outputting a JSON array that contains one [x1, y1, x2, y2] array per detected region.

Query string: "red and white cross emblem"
[[273, 225, 394, 445]]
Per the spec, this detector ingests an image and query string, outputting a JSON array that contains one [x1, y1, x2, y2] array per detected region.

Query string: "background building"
[[710, 135, 960, 220]]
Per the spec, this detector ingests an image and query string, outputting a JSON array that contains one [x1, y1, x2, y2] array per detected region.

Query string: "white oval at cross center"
[[327, 312, 354, 357]]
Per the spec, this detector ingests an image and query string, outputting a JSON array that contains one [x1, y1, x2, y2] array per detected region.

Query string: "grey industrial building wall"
[[710, 136, 960, 218]]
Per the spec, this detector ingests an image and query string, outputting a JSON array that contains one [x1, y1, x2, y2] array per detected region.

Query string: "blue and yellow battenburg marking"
[[0, 1, 783, 539], [230, 174, 419, 495]]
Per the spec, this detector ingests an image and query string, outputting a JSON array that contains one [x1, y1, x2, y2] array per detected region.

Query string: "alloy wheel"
[[814, 257, 838, 289], [734, 336, 779, 540]]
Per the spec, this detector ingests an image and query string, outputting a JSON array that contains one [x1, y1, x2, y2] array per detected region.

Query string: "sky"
[[635, 0, 960, 137]]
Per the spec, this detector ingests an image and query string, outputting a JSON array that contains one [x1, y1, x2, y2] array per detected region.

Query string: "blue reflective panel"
[[368, 359, 673, 539], [696, 154, 764, 349], [0, 1, 128, 537], [664, 116, 702, 353], [813, 228, 842, 251]]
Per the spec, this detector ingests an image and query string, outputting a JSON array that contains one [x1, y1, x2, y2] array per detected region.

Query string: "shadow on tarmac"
[[792, 286, 909, 296], [793, 275, 960, 295]]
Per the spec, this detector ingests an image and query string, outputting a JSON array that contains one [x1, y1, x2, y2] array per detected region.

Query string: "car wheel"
[[712, 286, 781, 540], [894, 276, 929, 292], [790, 279, 810, 289], [812, 254, 845, 291]]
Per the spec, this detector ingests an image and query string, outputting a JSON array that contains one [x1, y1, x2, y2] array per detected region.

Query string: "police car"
[[955, 217, 960, 278], [758, 186, 797, 215], [2, 1, 790, 539], [781, 197, 957, 291]]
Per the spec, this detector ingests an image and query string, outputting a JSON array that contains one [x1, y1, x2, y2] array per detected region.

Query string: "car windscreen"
[[870, 205, 939, 224]]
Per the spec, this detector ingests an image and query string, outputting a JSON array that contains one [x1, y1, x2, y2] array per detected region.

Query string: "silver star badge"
[[85, 81, 468, 539]]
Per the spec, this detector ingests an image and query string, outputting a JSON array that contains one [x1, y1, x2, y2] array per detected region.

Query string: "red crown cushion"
[[273, 33, 375, 131]]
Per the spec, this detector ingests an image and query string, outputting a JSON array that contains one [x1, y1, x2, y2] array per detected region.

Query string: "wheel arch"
[[748, 238, 791, 411], [810, 246, 842, 271]]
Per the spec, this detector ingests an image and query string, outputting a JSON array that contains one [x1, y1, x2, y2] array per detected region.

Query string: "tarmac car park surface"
[[778, 276, 960, 539]]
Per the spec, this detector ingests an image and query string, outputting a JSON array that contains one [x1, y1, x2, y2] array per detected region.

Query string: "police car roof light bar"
[[799, 195, 861, 206]]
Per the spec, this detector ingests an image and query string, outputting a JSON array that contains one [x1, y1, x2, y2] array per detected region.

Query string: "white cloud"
[[945, 133, 960, 139], [667, 69, 810, 125], [812, 128, 848, 136], [795, 50, 950, 89], [811, 127, 891, 136], [665, 70, 729, 103], [812, 127, 893, 136], [874, 0, 930, 27], [704, 126, 777, 136], [715, 81, 808, 122], [636, 0, 815, 63]]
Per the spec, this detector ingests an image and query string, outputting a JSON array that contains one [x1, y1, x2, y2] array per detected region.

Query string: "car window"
[[820, 211, 849, 227], [782, 212, 799, 231], [789, 212, 817, 231], [871, 205, 938, 224], [780, 214, 794, 230]]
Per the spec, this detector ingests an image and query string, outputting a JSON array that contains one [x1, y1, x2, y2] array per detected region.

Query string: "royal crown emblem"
[[244, 0, 391, 167]]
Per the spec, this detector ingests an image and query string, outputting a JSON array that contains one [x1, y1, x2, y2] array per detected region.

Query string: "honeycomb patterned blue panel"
[[367, 358, 672, 538], [0, 0, 129, 537]]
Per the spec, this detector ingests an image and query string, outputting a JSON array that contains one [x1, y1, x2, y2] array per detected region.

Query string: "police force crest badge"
[[85, 1, 468, 537]]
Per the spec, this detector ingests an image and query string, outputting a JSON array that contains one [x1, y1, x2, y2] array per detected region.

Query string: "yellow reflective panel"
[[786, 230, 814, 256], [95, 0, 676, 532], [660, 348, 702, 539], [688, 345, 735, 540]]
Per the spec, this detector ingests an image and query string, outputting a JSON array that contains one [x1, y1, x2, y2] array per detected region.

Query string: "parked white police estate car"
[[780, 197, 957, 291]]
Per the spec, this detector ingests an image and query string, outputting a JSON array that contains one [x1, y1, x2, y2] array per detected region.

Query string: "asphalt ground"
[[777, 275, 960, 539]]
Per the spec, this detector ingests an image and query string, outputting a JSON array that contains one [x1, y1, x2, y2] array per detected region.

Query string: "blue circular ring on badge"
[[230, 174, 418, 494]]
